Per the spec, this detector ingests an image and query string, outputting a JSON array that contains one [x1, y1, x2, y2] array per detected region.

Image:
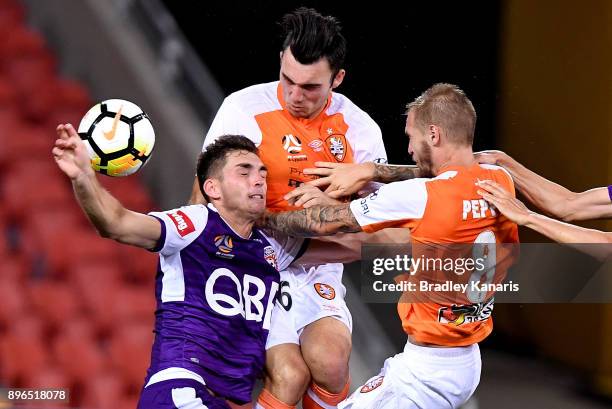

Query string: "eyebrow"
[[281, 72, 322, 88], [237, 163, 268, 172]]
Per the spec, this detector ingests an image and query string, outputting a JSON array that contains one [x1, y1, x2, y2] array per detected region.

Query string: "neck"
[[433, 146, 476, 175], [306, 98, 329, 120], [213, 204, 255, 238]]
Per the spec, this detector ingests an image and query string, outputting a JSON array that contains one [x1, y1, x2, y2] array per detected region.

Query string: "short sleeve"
[[344, 110, 387, 165], [203, 97, 263, 150], [349, 179, 429, 233], [148, 205, 209, 256]]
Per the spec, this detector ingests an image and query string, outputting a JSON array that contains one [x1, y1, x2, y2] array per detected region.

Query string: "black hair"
[[280, 7, 347, 77], [196, 135, 258, 201]]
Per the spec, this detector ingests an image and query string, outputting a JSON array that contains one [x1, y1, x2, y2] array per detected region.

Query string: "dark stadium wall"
[[496, 0, 612, 395]]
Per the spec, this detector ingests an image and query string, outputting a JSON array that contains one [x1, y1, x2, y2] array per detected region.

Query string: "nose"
[[408, 141, 414, 156], [253, 173, 265, 187], [289, 85, 304, 102]]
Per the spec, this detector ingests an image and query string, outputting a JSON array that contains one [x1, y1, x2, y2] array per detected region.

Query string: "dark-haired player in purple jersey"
[[53, 125, 362, 408]]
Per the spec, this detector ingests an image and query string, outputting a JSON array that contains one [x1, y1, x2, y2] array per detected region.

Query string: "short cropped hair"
[[406, 83, 477, 146], [196, 135, 258, 201], [280, 7, 347, 78]]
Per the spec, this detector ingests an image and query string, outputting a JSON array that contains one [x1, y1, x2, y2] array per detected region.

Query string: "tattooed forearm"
[[373, 164, 420, 183], [263, 204, 361, 237]]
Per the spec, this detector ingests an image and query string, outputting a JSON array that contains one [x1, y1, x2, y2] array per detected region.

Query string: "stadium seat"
[[70, 261, 123, 333], [113, 284, 156, 327], [35, 228, 121, 278], [109, 323, 154, 390], [81, 372, 126, 409], [99, 176, 156, 213], [0, 278, 30, 327], [28, 279, 82, 330], [118, 244, 159, 283], [0, 315, 49, 385], [1, 162, 72, 222], [0, 1, 25, 46], [27, 367, 71, 408], [52, 318, 108, 383], [0, 77, 17, 106]]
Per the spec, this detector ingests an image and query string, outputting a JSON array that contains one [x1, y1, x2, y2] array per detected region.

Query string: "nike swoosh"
[[103, 105, 123, 141]]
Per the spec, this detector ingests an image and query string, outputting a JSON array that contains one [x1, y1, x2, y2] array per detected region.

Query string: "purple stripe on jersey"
[[150, 216, 166, 253], [608, 185, 612, 202]]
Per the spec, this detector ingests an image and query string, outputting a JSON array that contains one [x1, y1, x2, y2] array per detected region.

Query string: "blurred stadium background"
[[0, 0, 610, 408]]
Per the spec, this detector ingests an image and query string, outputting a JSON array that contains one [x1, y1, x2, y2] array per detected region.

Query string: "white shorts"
[[339, 341, 481, 409], [266, 263, 353, 349]]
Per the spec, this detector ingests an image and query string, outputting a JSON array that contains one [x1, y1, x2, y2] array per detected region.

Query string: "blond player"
[[262, 83, 520, 408], [189, 8, 387, 409]]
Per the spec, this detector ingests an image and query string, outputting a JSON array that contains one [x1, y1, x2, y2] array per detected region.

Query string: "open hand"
[[52, 123, 93, 180]]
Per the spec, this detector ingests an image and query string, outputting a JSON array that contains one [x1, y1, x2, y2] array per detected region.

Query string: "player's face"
[[279, 48, 345, 119], [218, 151, 268, 217], [406, 111, 434, 178]]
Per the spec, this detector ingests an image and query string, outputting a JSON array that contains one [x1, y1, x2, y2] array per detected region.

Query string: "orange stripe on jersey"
[[255, 84, 354, 212]]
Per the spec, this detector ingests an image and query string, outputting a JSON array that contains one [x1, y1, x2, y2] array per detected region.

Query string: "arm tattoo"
[[264, 204, 361, 237], [373, 164, 420, 183]]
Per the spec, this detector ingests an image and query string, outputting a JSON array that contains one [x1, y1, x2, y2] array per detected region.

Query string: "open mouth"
[[249, 194, 264, 199]]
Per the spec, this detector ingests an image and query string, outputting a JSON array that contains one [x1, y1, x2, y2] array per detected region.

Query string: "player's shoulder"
[[327, 91, 380, 132], [477, 163, 514, 186], [225, 81, 282, 117], [151, 204, 208, 231]]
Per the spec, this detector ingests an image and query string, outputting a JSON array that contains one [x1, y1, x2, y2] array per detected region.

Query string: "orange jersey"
[[350, 163, 520, 346], [203, 82, 387, 211]]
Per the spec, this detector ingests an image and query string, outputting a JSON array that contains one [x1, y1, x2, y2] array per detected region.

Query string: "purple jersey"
[[608, 185, 612, 202], [144, 204, 303, 403]]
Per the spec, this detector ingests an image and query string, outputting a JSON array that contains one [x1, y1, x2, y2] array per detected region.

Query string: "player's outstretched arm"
[[53, 123, 161, 250], [475, 150, 612, 222], [305, 161, 420, 199], [262, 203, 362, 237], [296, 228, 412, 265], [477, 180, 612, 248]]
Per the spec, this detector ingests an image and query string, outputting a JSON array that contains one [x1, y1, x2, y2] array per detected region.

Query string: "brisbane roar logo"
[[360, 376, 384, 393], [325, 134, 347, 162], [314, 283, 336, 300], [214, 235, 234, 259]]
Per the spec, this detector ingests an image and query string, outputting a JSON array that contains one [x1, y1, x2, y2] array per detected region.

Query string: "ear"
[[331, 69, 346, 89], [204, 179, 221, 201], [429, 125, 442, 146]]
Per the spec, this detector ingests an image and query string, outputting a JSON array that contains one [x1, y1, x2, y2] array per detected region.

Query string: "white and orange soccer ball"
[[78, 99, 155, 177]]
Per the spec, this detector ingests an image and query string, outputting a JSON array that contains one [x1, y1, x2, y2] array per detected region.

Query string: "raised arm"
[[477, 180, 612, 250], [475, 150, 612, 222], [53, 124, 161, 249], [262, 203, 362, 237], [305, 161, 420, 199], [296, 228, 412, 265]]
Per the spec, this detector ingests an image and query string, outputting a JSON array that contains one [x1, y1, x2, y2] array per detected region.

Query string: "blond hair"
[[406, 83, 476, 146]]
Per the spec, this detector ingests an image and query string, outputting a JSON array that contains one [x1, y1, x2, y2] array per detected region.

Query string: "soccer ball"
[[78, 99, 155, 177]]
